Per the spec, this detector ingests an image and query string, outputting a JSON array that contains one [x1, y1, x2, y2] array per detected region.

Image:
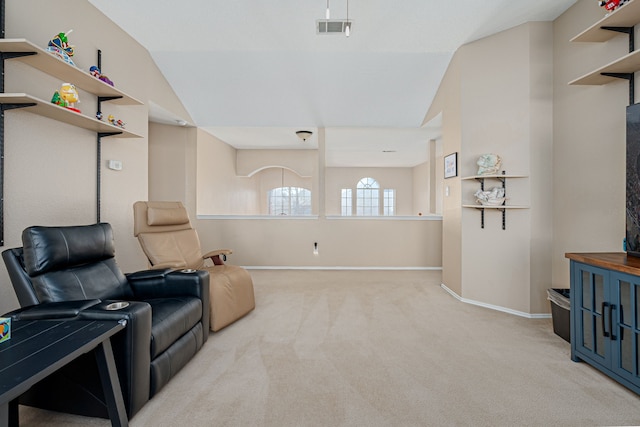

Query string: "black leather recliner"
[[2, 223, 210, 419]]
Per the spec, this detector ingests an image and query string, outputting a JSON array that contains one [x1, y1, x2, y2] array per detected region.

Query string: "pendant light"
[[326, 0, 330, 19]]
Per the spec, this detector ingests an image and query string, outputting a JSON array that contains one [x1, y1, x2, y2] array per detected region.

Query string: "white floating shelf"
[[571, 0, 640, 43], [461, 174, 528, 180], [463, 205, 529, 209], [0, 39, 143, 105], [569, 49, 640, 85], [0, 93, 142, 139]]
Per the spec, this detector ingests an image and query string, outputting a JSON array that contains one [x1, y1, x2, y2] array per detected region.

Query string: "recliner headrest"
[[147, 205, 190, 226], [22, 223, 115, 276]]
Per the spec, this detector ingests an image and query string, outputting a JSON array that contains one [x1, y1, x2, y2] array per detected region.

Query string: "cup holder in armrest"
[[105, 301, 130, 311]]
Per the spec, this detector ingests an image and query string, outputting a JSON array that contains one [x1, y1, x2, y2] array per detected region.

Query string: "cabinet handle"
[[620, 305, 624, 341], [602, 302, 610, 338], [610, 304, 617, 341]]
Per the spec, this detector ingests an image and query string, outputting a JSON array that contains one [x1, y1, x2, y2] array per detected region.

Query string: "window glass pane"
[[357, 177, 379, 216], [268, 187, 311, 215], [341, 189, 352, 216], [582, 270, 591, 310], [383, 189, 395, 216]]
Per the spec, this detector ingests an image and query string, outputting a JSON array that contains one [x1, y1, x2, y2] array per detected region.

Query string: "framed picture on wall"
[[444, 152, 458, 179]]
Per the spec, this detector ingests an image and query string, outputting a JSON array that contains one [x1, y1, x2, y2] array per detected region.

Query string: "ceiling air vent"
[[316, 20, 352, 35]]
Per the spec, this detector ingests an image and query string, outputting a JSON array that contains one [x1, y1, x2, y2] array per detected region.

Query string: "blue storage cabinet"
[[567, 253, 640, 395]]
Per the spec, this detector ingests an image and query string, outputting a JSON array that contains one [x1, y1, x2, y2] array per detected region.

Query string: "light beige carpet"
[[18, 270, 640, 426]]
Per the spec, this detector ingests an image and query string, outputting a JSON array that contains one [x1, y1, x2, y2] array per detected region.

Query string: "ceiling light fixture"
[[296, 130, 313, 141], [326, 0, 330, 19], [345, 0, 350, 37]]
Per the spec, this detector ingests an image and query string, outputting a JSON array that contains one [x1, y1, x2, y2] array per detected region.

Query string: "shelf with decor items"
[[568, 0, 640, 104], [0, 39, 143, 105], [571, 0, 640, 43], [0, 94, 140, 138], [0, 31, 145, 244], [461, 173, 529, 230]]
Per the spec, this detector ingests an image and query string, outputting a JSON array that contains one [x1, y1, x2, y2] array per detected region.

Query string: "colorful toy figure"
[[107, 114, 125, 128], [47, 30, 75, 66], [89, 66, 114, 86], [51, 91, 66, 108], [598, 0, 630, 14], [90, 65, 100, 78], [59, 83, 80, 113]]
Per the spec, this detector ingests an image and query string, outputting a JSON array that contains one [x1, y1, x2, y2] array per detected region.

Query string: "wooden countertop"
[[565, 252, 640, 276]]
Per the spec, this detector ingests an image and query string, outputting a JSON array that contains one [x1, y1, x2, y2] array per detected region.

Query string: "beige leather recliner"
[[133, 201, 255, 332]]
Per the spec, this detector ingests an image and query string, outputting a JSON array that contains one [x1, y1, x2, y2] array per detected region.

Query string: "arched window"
[[356, 177, 380, 216], [268, 186, 312, 215], [341, 177, 395, 216]]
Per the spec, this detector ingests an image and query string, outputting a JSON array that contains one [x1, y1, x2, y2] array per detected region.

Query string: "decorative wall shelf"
[[568, 0, 640, 104], [0, 31, 146, 242], [569, 49, 640, 85], [0, 93, 141, 138], [0, 39, 142, 105], [462, 174, 529, 230], [571, 0, 640, 43], [462, 205, 529, 209]]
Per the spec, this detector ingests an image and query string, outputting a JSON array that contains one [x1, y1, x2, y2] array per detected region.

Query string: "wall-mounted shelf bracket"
[[601, 72, 635, 104], [601, 26, 634, 51], [602, 25, 635, 104], [498, 208, 506, 230]]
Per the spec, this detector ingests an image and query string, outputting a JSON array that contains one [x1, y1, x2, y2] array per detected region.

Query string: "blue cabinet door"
[[610, 271, 640, 384], [571, 262, 611, 366]]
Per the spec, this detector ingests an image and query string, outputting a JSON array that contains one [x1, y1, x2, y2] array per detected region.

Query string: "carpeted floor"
[[18, 270, 640, 426]]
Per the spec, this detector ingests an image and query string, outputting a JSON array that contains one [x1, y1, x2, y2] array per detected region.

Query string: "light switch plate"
[[108, 160, 123, 171]]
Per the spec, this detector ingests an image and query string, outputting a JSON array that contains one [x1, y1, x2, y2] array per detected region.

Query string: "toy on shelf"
[[96, 111, 103, 121], [46, 30, 75, 66], [51, 83, 81, 113], [598, 0, 630, 15], [108, 114, 125, 128], [89, 66, 114, 86]]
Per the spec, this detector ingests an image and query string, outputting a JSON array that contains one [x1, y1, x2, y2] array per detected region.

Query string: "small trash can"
[[547, 288, 570, 343]]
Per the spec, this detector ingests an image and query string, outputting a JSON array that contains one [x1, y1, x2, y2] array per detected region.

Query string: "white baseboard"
[[244, 266, 443, 271], [440, 283, 552, 319]]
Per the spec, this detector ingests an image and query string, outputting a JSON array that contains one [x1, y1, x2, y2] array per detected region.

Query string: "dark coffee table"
[[0, 318, 128, 426]]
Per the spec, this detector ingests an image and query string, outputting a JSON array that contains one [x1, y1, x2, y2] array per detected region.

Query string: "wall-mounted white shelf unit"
[[0, 93, 141, 138], [0, 39, 143, 105], [568, 0, 640, 104], [571, 0, 640, 42], [0, 32, 145, 240], [461, 174, 529, 230]]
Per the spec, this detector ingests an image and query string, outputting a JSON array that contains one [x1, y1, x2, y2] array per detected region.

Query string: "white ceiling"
[[89, 0, 576, 167]]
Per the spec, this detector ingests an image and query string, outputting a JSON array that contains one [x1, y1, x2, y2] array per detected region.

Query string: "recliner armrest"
[[126, 268, 173, 281], [9, 299, 101, 320], [128, 269, 209, 300], [127, 269, 210, 342], [78, 300, 152, 418]]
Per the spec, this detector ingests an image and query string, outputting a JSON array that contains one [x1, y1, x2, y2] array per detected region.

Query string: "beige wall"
[[149, 122, 443, 268], [426, 22, 554, 315], [552, 0, 628, 288], [0, 1, 191, 314], [426, 53, 463, 296], [412, 161, 430, 216]]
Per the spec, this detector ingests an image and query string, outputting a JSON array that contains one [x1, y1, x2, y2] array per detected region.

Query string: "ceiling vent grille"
[[316, 20, 352, 35]]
